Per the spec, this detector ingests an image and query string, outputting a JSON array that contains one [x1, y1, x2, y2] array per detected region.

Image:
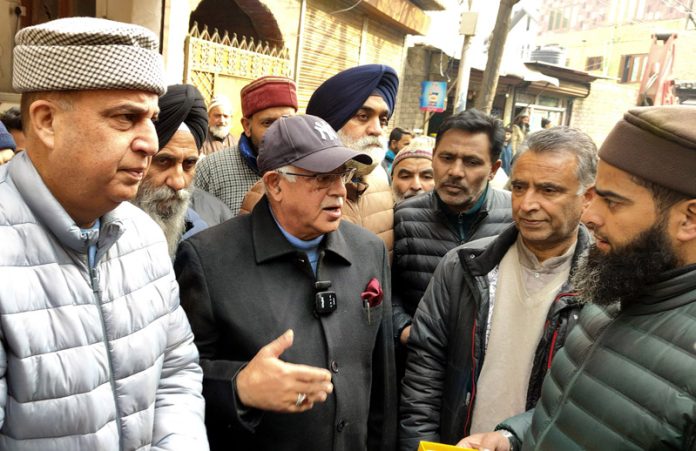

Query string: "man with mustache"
[[176, 114, 397, 450], [400, 126, 598, 450], [459, 107, 696, 451], [201, 95, 235, 155], [196, 76, 298, 214], [0, 17, 207, 449], [241, 65, 399, 254], [134, 84, 232, 258], [308, 64, 398, 253], [391, 137, 435, 203], [392, 109, 513, 350]]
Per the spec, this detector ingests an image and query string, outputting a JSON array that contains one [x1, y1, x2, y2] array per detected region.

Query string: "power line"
[[330, 0, 363, 15]]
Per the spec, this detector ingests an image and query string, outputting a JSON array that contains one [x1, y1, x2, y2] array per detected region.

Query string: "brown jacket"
[[239, 166, 394, 256], [201, 133, 236, 156]]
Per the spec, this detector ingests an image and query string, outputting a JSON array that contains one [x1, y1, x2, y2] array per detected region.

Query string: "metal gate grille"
[[184, 22, 292, 104]]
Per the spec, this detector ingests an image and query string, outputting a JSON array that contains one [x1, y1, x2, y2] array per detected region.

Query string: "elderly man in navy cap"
[[242, 64, 399, 255], [0, 17, 207, 450], [176, 114, 397, 451]]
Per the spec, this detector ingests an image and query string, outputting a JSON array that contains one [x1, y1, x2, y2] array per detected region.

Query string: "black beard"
[[571, 219, 681, 307]]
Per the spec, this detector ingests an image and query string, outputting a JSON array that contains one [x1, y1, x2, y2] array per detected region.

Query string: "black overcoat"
[[175, 196, 397, 451]]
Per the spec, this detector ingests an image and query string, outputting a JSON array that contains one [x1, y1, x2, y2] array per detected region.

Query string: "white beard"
[[209, 125, 231, 140], [134, 181, 193, 258], [392, 184, 406, 203], [337, 130, 388, 177]]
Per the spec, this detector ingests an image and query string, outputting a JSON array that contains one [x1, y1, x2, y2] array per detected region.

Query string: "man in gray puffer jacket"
[[0, 18, 208, 450]]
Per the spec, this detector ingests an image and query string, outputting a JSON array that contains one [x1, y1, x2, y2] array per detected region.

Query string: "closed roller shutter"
[[297, 0, 408, 111], [364, 19, 406, 76], [298, 0, 363, 109]]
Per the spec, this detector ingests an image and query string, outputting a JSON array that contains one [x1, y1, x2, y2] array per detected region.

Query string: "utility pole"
[[474, 0, 520, 114], [453, 0, 476, 113]]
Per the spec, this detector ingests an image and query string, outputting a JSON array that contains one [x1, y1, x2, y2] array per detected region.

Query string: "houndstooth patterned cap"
[[13, 17, 165, 95]]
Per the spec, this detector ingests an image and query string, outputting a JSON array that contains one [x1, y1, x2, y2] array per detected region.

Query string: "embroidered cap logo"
[[313, 120, 337, 141]]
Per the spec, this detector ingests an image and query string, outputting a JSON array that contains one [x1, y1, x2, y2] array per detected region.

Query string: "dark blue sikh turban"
[[154, 84, 208, 151], [306, 64, 399, 131]]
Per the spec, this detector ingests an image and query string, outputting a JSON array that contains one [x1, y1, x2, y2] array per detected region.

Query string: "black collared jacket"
[[391, 189, 513, 340], [399, 224, 591, 450], [175, 196, 397, 451]]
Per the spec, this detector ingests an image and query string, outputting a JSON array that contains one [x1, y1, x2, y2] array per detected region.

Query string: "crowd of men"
[[0, 16, 694, 451]]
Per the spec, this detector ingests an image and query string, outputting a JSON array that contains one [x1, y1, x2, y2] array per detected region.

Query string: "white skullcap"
[[208, 95, 232, 112]]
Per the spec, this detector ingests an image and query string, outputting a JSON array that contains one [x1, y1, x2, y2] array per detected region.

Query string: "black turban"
[[155, 84, 208, 150], [306, 64, 399, 131]]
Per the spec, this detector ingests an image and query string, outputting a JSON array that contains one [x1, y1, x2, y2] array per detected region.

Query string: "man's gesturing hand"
[[236, 329, 334, 412]]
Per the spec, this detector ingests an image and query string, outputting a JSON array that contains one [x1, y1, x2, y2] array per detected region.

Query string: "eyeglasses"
[[276, 168, 356, 189]]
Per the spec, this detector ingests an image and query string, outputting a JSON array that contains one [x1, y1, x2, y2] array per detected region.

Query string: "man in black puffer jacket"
[[400, 127, 598, 450], [460, 107, 696, 451], [392, 109, 513, 348]]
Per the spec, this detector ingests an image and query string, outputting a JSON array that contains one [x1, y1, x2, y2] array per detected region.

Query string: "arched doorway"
[[190, 0, 284, 49], [183, 0, 291, 138]]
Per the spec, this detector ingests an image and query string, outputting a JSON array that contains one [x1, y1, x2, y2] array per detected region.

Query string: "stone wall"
[[392, 45, 452, 135]]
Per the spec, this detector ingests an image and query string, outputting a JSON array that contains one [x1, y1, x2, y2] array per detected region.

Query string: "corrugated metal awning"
[[504, 63, 559, 87]]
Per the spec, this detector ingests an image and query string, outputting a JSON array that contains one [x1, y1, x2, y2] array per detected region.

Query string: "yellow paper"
[[418, 441, 476, 451]]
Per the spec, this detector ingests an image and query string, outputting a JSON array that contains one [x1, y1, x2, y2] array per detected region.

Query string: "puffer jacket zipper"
[[459, 259, 490, 437], [87, 248, 124, 450], [524, 292, 582, 410], [463, 319, 478, 434], [545, 292, 580, 370], [546, 329, 560, 370]]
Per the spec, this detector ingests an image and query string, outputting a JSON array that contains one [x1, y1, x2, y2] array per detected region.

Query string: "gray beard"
[[338, 130, 387, 177], [134, 182, 193, 258], [392, 184, 406, 203], [209, 125, 230, 140]]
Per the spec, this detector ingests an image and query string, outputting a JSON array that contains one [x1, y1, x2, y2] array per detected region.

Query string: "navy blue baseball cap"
[[257, 114, 372, 173]]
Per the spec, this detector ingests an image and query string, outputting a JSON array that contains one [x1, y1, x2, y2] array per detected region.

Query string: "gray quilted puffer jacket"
[[0, 152, 208, 450]]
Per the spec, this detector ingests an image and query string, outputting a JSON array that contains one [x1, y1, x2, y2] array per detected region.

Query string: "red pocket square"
[[361, 277, 383, 308]]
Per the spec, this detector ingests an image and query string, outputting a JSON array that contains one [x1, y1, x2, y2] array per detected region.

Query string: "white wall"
[[101, 0, 202, 84], [161, 0, 204, 84]]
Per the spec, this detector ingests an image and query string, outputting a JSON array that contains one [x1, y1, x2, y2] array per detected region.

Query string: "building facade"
[[0, 0, 441, 136], [532, 0, 696, 143]]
